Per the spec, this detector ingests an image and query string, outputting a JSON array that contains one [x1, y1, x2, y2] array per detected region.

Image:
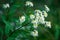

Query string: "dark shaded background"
[[0, 0, 60, 40]]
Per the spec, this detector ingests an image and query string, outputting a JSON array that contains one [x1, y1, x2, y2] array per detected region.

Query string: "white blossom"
[[42, 11, 48, 17], [32, 19, 39, 24], [33, 23, 38, 28], [45, 21, 51, 28], [38, 16, 45, 24], [44, 5, 50, 12], [31, 20, 37, 24], [30, 14, 35, 20], [34, 10, 42, 14], [35, 13, 40, 17], [31, 19, 38, 28], [31, 30, 38, 37], [25, 1, 33, 7], [3, 3, 10, 8], [19, 16, 25, 23]]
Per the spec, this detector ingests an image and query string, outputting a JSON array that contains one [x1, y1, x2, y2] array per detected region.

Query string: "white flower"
[[19, 16, 25, 23], [33, 23, 38, 28], [31, 19, 38, 28], [31, 19, 38, 24], [31, 20, 37, 24], [39, 16, 45, 24], [3, 3, 10, 8], [42, 11, 48, 17], [31, 30, 38, 37], [45, 21, 51, 28], [44, 5, 50, 12], [25, 1, 33, 7], [30, 14, 35, 20], [34, 10, 42, 14], [35, 13, 40, 17]]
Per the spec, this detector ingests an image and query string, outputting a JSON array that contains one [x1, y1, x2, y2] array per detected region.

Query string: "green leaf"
[[0, 28, 3, 40], [7, 30, 30, 40], [5, 22, 13, 36]]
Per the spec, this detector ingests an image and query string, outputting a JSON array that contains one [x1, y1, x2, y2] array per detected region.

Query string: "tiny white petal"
[[25, 1, 33, 7], [31, 30, 38, 37], [30, 14, 35, 20], [31, 19, 39, 25], [3, 3, 10, 8], [39, 16, 45, 24], [45, 21, 51, 28], [42, 11, 48, 17], [44, 5, 50, 12], [19, 16, 25, 23], [35, 13, 40, 17], [31, 20, 37, 24], [34, 10, 42, 14], [33, 23, 38, 28]]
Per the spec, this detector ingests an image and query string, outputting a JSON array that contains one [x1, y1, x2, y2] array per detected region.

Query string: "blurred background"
[[0, 0, 60, 40]]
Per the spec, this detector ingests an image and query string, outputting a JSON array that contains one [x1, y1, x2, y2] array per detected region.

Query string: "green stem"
[[34, 37, 37, 40]]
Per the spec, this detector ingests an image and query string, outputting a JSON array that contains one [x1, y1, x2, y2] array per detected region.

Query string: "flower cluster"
[[30, 9, 51, 28], [29, 9, 51, 37], [19, 1, 51, 37], [1, 1, 52, 40]]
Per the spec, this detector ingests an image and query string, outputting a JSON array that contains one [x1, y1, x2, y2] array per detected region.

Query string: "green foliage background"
[[0, 0, 60, 40]]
